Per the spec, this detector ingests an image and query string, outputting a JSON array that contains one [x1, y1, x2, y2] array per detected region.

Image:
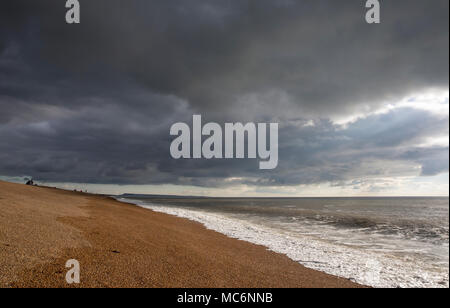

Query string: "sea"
[[116, 195, 449, 288]]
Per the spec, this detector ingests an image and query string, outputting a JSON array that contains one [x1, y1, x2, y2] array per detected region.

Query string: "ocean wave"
[[117, 197, 449, 288]]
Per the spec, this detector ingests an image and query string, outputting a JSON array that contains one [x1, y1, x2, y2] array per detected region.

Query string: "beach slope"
[[0, 181, 362, 288]]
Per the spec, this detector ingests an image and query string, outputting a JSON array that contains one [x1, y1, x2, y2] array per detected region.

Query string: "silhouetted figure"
[[25, 179, 34, 186]]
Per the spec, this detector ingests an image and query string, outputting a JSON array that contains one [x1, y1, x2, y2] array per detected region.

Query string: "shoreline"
[[123, 197, 448, 288], [0, 181, 363, 288]]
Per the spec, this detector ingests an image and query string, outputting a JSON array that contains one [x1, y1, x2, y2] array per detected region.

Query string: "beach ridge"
[[0, 180, 363, 288]]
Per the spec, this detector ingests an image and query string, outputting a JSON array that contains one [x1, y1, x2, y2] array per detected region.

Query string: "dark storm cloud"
[[0, 0, 448, 187], [2, 1, 448, 115], [0, 102, 447, 186]]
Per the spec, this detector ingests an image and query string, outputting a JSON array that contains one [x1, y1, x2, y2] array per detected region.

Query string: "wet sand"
[[0, 180, 363, 288]]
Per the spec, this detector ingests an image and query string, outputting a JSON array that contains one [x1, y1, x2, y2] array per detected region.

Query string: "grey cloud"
[[0, 1, 448, 187], [0, 101, 447, 187], [1, 1, 448, 117]]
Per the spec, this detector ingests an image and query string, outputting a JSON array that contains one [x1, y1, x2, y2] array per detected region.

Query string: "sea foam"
[[117, 198, 449, 288]]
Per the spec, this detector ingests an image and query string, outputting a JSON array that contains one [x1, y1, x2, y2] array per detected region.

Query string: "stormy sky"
[[0, 0, 448, 196]]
